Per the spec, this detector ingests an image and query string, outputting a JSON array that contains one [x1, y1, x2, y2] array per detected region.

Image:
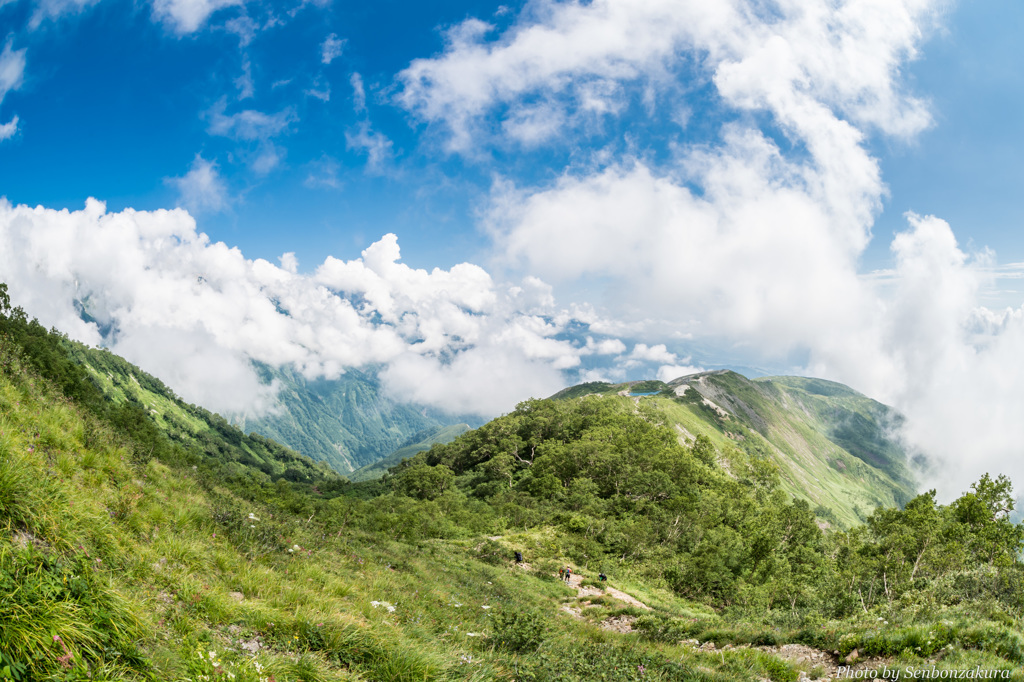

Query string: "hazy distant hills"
[[551, 370, 915, 528], [236, 363, 480, 474], [348, 423, 472, 482]]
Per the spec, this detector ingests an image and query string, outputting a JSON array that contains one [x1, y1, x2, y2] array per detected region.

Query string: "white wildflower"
[[481, 605, 491, 610]]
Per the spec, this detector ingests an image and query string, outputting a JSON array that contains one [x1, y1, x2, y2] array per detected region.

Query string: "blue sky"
[[2, 0, 1018, 277], [3, 0, 1024, 494]]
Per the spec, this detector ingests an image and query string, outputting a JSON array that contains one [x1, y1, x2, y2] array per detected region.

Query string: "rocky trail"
[[554, 569, 892, 679], [496, 542, 895, 680]]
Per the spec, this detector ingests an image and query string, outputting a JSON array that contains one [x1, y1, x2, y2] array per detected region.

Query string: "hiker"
[[514, 551, 523, 563], [599, 572, 607, 582], [564, 567, 572, 583], [558, 567, 565, 580]]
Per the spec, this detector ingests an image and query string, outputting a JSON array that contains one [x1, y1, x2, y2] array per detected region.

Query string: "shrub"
[[491, 608, 548, 653]]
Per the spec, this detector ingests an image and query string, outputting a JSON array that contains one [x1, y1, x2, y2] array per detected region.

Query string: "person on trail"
[[564, 567, 572, 583], [599, 572, 607, 582], [514, 551, 523, 563], [558, 567, 565, 580]]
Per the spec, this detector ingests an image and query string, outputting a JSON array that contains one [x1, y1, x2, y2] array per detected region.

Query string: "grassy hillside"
[[2, 284, 1023, 681], [348, 424, 471, 482], [549, 371, 915, 528]]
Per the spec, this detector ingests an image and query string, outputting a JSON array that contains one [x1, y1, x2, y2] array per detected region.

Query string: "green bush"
[[491, 608, 548, 653]]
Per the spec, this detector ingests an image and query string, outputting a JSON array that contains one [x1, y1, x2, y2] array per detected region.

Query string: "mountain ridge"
[[549, 370, 915, 528]]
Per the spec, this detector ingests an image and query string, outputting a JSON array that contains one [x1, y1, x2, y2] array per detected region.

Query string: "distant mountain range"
[[234, 364, 482, 474]]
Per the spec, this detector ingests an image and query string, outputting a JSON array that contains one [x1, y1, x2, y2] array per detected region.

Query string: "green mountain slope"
[[237, 364, 469, 474], [3, 284, 1023, 681], [348, 423, 471, 482], [550, 371, 915, 528]]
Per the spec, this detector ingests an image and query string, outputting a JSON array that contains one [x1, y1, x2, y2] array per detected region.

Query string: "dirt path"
[[556, 571, 652, 631], [553, 570, 889, 677], [566, 572, 652, 611]]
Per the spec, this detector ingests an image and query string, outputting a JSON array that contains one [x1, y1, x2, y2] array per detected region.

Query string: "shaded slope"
[[665, 371, 915, 526], [239, 364, 467, 474], [348, 423, 471, 482]]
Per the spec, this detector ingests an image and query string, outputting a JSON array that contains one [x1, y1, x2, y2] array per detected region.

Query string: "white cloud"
[[305, 83, 330, 102], [206, 100, 295, 141], [28, 0, 100, 27], [279, 252, 298, 274], [628, 343, 676, 365], [321, 33, 344, 65], [581, 337, 627, 356], [346, 121, 393, 175], [250, 143, 283, 175], [225, 15, 258, 46], [380, 345, 566, 416], [398, 0, 938, 152], [350, 72, 366, 112], [152, 0, 242, 34], [0, 40, 26, 140], [303, 154, 341, 189], [0, 200, 593, 418], [167, 155, 230, 213], [235, 58, 254, 99], [656, 364, 703, 383], [0, 115, 17, 141]]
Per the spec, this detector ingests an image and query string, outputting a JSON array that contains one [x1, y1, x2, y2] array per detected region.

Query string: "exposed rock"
[[600, 615, 637, 633]]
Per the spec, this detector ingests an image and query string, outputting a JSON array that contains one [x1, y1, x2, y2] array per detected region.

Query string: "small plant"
[[490, 608, 548, 653]]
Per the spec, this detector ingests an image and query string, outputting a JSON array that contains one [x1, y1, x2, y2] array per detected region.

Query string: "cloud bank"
[[0, 199, 599, 417]]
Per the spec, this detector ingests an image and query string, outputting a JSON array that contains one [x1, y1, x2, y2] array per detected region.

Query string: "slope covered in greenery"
[[348, 424, 471, 482], [548, 371, 915, 528], [2, 283, 1023, 681], [238, 364, 454, 474]]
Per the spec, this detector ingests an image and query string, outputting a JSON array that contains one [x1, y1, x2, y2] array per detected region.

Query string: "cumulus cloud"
[[398, 0, 936, 152], [152, 0, 242, 34], [0, 200, 601, 418], [167, 155, 230, 213], [656, 364, 704, 383]]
